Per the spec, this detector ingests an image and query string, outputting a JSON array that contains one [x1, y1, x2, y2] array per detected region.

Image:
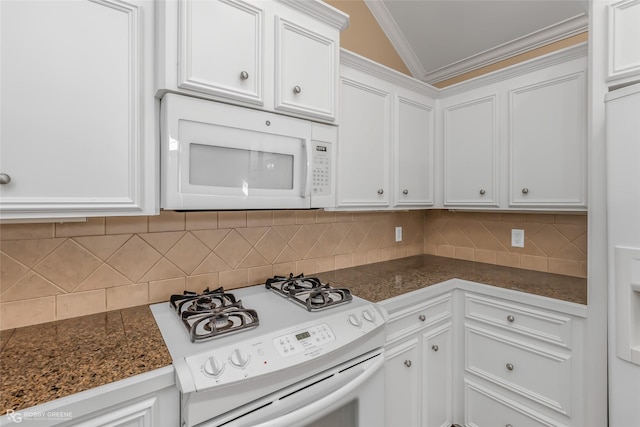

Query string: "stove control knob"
[[203, 357, 224, 377], [230, 349, 250, 368], [362, 309, 376, 322], [348, 314, 362, 327]]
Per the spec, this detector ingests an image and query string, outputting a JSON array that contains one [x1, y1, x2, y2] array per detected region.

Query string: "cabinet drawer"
[[465, 293, 572, 347], [466, 326, 572, 416], [386, 293, 452, 340], [465, 380, 568, 427]]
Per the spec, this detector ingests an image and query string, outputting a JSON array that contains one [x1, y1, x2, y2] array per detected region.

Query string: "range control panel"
[[184, 304, 383, 392], [311, 142, 331, 196]]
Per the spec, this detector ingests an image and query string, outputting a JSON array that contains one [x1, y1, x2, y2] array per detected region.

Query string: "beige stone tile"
[[218, 211, 247, 229], [474, 249, 497, 265], [501, 213, 527, 223], [554, 223, 587, 242], [273, 224, 301, 242], [237, 227, 269, 245], [273, 210, 296, 225], [548, 258, 586, 278], [306, 241, 330, 259], [248, 265, 273, 285], [317, 256, 336, 273], [106, 235, 162, 282], [149, 277, 186, 303], [1, 272, 63, 302], [476, 212, 502, 221], [238, 249, 270, 268], [424, 243, 437, 255], [554, 214, 587, 225], [165, 233, 211, 274], [56, 289, 105, 320], [381, 247, 395, 261], [0, 223, 54, 240], [55, 217, 105, 237], [215, 230, 252, 268], [407, 243, 423, 256], [0, 238, 65, 268], [464, 223, 506, 251], [75, 264, 132, 291], [520, 240, 546, 257], [247, 211, 273, 227], [525, 214, 555, 224], [138, 231, 186, 255], [454, 246, 474, 261], [530, 225, 570, 256], [254, 228, 287, 263], [220, 269, 248, 289], [34, 240, 102, 292], [305, 223, 329, 241], [296, 210, 316, 224], [139, 258, 185, 282], [520, 255, 548, 272], [105, 216, 148, 234], [185, 211, 218, 230], [73, 234, 131, 260], [317, 225, 342, 255], [552, 243, 586, 261], [367, 249, 383, 264], [0, 252, 29, 293], [274, 245, 300, 263], [192, 253, 231, 275], [352, 251, 368, 266], [334, 212, 353, 222], [289, 226, 315, 259], [574, 232, 588, 254], [316, 211, 336, 223], [148, 211, 185, 232], [187, 273, 219, 291], [0, 296, 56, 330], [334, 254, 352, 270], [436, 245, 455, 258], [394, 246, 408, 259], [192, 229, 231, 250], [296, 259, 318, 275], [272, 262, 296, 277], [106, 283, 149, 311], [496, 252, 520, 268]]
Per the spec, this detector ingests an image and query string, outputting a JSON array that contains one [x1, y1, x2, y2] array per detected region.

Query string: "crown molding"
[[277, 0, 349, 31]]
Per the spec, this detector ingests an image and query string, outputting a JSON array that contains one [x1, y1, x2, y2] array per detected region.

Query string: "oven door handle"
[[251, 354, 384, 427]]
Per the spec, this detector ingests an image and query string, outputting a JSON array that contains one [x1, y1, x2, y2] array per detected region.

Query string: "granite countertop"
[[0, 255, 586, 413]]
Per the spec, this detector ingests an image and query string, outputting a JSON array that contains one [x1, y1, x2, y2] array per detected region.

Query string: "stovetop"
[[266, 273, 353, 311]]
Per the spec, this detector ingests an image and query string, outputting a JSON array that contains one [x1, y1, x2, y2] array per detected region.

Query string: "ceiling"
[[365, 0, 589, 85]]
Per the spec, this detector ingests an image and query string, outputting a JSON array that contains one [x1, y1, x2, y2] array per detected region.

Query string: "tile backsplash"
[[0, 210, 424, 330]]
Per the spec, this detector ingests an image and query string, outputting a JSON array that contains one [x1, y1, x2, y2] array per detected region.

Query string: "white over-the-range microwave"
[[160, 94, 336, 210]]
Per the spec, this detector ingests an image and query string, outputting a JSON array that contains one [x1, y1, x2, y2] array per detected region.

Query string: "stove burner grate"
[[266, 273, 352, 311]]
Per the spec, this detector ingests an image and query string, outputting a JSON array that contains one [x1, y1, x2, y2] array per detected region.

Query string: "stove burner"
[[266, 273, 352, 311], [169, 288, 259, 342]]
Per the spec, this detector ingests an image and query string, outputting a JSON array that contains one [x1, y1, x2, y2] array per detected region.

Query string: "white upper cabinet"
[[157, 0, 347, 123], [442, 93, 499, 207], [607, 0, 640, 88], [0, 0, 157, 220]]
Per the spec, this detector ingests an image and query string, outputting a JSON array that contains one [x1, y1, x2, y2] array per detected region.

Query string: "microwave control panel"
[[312, 143, 331, 196]]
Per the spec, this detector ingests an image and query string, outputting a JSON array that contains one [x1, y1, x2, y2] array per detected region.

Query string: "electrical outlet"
[[511, 229, 525, 248], [395, 226, 403, 242]]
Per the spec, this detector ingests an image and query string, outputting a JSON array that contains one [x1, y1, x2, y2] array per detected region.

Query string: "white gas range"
[[151, 275, 387, 427]]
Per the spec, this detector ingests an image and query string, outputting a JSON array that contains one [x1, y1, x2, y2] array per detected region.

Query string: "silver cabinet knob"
[[507, 315, 515, 322], [522, 188, 529, 194], [0, 173, 11, 184], [240, 71, 249, 80], [479, 189, 486, 195], [432, 345, 439, 352], [418, 314, 426, 322], [377, 189, 384, 195], [404, 360, 412, 368], [402, 189, 409, 195], [506, 425, 513, 427], [293, 85, 301, 94], [506, 363, 514, 371]]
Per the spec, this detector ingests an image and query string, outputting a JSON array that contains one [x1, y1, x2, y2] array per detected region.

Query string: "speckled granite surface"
[[317, 255, 587, 305], [0, 306, 172, 412], [0, 255, 586, 413]]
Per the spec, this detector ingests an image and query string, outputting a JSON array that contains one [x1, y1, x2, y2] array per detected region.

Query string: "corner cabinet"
[[336, 50, 437, 210], [0, 0, 158, 220], [156, 0, 347, 123]]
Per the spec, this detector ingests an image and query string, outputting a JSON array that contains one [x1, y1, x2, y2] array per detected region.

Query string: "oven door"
[[161, 93, 313, 210], [200, 351, 385, 427]]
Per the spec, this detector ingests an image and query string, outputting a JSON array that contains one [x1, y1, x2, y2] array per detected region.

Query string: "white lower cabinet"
[[381, 283, 586, 427]]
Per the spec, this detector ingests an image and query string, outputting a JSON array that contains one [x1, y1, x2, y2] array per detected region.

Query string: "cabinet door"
[[337, 78, 390, 207], [607, 0, 640, 87], [509, 71, 587, 208], [394, 95, 435, 207], [422, 323, 453, 427], [274, 15, 337, 121], [443, 95, 499, 207], [0, 0, 157, 219], [385, 339, 421, 427], [177, 0, 263, 104]]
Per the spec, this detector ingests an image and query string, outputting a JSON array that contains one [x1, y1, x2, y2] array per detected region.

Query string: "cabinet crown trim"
[[277, 0, 349, 30]]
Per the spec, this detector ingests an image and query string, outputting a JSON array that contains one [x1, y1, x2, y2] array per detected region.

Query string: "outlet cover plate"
[[511, 229, 524, 248], [395, 227, 402, 242]]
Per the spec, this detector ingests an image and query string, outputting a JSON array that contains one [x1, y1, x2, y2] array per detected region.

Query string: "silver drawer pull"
[[479, 189, 486, 195], [506, 363, 514, 371], [418, 314, 426, 322], [404, 360, 412, 368], [0, 173, 11, 184], [240, 71, 249, 80], [377, 188, 384, 195], [506, 425, 513, 427], [522, 187, 529, 194], [403, 189, 408, 195], [507, 315, 515, 322], [293, 85, 301, 94], [432, 345, 439, 352]]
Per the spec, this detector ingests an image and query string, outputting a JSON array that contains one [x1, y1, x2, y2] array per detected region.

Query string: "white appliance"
[[160, 93, 336, 210], [605, 81, 640, 427], [151, 279, 387, 427]]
